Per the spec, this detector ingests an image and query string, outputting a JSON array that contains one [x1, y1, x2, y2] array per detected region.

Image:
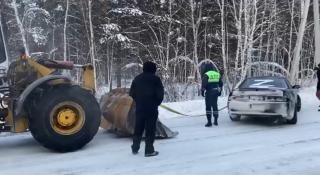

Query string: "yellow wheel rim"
[[50, 101, 85, 135]]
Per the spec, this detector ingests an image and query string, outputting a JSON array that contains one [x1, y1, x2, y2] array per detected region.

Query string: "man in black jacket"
[[201, 63, 223, 127], [129, 61, 164, 157]]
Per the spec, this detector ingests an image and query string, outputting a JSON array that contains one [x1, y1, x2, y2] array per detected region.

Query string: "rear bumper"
[[228, 100, 289, 118]]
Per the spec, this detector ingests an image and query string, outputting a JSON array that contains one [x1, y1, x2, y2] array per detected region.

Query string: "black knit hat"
[[204, 63, 217, 72], [143, 61, 157, 74]]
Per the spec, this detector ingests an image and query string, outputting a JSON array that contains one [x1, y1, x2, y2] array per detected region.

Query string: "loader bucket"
[[100, 88, 178, 138]]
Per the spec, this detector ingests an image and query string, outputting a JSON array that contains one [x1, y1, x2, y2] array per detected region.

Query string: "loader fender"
[[15, 75, 71, 116]]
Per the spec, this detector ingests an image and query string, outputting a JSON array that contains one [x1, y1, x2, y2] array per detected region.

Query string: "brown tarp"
[[100, 88, 178, 138]]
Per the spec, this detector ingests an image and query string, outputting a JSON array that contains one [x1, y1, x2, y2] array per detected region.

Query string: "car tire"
[[287, 108, 297, 125], [230, 114, 241, 121], [296, 95, 301, 112]]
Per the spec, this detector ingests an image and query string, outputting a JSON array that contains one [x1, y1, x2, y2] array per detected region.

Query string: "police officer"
[[129, 61, 164, 157], [201, 63, 223, 127]]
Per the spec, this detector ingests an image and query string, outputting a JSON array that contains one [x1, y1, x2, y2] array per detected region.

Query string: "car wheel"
[[230, 114, 241, 121], [296, 95, 301, 112], [287, 108, 297, 125]]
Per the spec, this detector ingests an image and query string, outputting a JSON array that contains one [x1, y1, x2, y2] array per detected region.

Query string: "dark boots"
[[206, 115, 218, 127], [145, 151, 159, 157], [205, 122, 212, 127], [205, 115, 212, 127], [131, 145, 138, 155], [131, 136, 141, 155], [214, 117, 218, 126]]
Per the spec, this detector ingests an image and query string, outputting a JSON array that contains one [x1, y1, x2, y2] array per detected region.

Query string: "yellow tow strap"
[[160, 104, 189, 116], [160, 104, 228, 117]]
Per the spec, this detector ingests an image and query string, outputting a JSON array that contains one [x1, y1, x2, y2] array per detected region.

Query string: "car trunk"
[[231, 88, 286, 102], [230, 88, 296, 118]]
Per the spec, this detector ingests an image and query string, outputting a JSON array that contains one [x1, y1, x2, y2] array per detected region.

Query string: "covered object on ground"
[[100, 88, 178, 138]]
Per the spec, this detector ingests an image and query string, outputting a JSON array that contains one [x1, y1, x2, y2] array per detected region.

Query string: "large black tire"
[[230, 114, 241, 121], [29, 85, 101, 152], [287, 108, 297, 125]]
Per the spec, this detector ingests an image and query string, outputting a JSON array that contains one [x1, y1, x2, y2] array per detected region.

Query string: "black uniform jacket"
[[129, 72, 164, 112]]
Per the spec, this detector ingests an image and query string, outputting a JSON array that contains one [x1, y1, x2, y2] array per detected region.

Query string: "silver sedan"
[[228, 76, 301, 124]]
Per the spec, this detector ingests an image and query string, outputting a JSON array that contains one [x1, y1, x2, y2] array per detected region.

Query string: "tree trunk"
[[288, 0, 295, 70], [232, 0, 243, 83], [289, 0, 310, 83], [116, 58, 121, 88], [88, 0, 97, 89], [189, 0, 202, 81], [314, 0, 320, 65], [63, 0, 69, 61], [12, 0, 29, 55], [217, 0, 231, 90]]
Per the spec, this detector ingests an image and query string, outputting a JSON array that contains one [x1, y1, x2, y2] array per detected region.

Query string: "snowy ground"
[[1, 87, 320, 175]]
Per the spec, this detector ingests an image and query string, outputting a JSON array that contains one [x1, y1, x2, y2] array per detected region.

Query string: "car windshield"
[[239, 78, 288, 89]]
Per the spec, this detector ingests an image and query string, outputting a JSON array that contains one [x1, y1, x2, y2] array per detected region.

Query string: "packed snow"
[[1, 86, 320, 175]]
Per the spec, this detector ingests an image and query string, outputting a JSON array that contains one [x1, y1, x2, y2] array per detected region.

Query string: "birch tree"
[[12, 0, 29, 55], [314, 0, 320, 65], [88, 0, 97, 89], [63, 0, 70, 61], [290, 0, 310, 83], [189, 0, 203, 80], [216, 0, 231, 90], [287, 0, 296, 70]]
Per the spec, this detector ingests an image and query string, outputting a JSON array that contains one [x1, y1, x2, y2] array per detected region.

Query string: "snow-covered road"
[[1, 87, 320, 175]]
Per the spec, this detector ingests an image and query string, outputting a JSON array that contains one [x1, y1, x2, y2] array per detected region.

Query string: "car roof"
[[245, 76, 287, 80], [239, 76, 291, 89]]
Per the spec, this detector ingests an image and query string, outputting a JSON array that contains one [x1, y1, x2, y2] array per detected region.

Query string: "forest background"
[[0, 0, 319, 101]]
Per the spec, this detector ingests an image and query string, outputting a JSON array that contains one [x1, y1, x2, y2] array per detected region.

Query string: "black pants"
[[205, 90, 219, 119], [132, 109, 158, 154]]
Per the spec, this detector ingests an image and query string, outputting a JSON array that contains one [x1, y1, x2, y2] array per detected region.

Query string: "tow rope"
[[160, 104, 228, 117]]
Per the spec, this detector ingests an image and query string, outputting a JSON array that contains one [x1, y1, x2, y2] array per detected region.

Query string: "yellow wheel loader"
[[0, 57, 101, 152]]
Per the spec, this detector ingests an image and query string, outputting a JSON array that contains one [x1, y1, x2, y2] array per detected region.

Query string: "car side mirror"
[[292, 85, 301, 89]]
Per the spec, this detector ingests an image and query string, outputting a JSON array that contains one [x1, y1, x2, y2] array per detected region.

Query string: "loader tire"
[[29, 85, 101, 152]]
